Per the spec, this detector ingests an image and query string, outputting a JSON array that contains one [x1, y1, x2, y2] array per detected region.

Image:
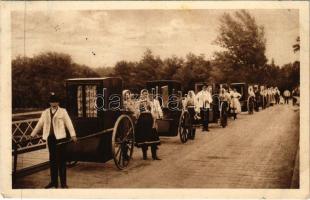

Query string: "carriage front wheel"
[[178, 111, 191, 143], [112, 114, 135, 170]]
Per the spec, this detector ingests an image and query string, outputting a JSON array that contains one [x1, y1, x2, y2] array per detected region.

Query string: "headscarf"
[[122, 90, 131, 101]]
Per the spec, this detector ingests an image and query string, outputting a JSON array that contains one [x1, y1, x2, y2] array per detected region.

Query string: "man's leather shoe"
[[61, 185, 69, 189], [152, 157, 161, 160], [45, 182, 57, 189]]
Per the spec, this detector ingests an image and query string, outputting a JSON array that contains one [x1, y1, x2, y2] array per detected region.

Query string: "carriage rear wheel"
[[247, 96, 255, 114], [178, 111, 191, 143], [112, 114, 135, 170]]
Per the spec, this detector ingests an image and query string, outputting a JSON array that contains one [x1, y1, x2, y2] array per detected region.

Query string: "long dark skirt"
[[135, 112, 160, 147]]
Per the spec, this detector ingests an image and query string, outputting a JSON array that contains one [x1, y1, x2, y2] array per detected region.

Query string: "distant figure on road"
[[254, 85, 260, 112], [275, 87, 280, 104], [219, 87, 231, 127], [283, 89, 291, 104], [292, 87, 299, 106], [196, 84, 213, 132], [30, 92, 77, 189], [269, 87, 276, 106], [230, 88, 242, 120], [260, 86, 267, 109]]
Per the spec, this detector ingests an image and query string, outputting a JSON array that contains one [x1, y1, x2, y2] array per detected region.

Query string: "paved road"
[[14, 104, 299, 189]]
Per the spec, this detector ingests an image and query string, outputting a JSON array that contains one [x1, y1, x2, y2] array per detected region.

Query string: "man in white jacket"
[[30, 92, 77, 188], [196, 84, 213, 132]]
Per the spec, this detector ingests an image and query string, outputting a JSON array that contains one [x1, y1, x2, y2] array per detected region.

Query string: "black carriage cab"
[[63, 77, 135, 168], [145, 80, 191, 142], [146, 80, 183, 111], [65, 77, 123, 137]]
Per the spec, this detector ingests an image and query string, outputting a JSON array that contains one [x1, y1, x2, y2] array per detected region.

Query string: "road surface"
[[14, 104, 299, 189]]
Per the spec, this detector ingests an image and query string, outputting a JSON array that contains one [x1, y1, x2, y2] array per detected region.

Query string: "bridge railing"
[[12, 111, 48, 184]]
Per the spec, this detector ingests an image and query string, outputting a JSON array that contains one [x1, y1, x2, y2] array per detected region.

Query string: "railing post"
[[12, 142, 18, 185]]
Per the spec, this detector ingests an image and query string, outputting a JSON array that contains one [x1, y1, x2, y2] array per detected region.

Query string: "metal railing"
[[12, 111, 49, 184]]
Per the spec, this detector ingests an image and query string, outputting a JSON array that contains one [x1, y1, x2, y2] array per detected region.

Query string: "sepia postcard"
[[0, 1, 309, 199]]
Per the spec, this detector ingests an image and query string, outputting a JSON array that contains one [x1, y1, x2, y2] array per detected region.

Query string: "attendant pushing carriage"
[[229, 87, 242, 119], [218, 86, 231, 127]]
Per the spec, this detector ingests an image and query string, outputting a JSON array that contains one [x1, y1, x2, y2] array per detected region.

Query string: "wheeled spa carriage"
[[146, 80, 192, 143], [60, 77, 135, 169]]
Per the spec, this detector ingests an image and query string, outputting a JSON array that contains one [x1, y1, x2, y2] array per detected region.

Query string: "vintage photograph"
[[1, 1, 309, 198]]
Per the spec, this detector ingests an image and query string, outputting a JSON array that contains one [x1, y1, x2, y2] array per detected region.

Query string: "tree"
[[161, 56, 184, 80], [173, 53, 211, 91], [134, 49, 164, 89], [214, 10, 267, 83], [12, 52, 98, 109]]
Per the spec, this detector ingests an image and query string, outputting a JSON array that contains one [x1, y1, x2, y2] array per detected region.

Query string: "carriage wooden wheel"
[[112, 114, 135, 170], [178, 110, 191, 143], [247, 96, 255, 114]]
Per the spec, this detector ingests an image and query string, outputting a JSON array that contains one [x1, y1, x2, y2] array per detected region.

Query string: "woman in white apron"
[[230, 88, 242, 119]]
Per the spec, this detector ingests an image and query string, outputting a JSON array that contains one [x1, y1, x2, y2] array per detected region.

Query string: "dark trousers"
[[200, 108, 209, 130], [47, 134, 66, 187], [275, 95, 280, 104], [142, 144, 158, 159], [220, 101, 228, 127], [284, 97, 289, 104]]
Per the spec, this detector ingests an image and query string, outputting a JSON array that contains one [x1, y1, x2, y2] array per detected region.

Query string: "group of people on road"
[[29, 83, 298, 189], [183, 84, 242, 132]]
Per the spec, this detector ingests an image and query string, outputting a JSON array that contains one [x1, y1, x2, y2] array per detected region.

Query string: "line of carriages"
[[46, 77, 278, 171]]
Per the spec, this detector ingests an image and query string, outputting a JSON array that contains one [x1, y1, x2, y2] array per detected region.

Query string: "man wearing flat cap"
[[30, 92, 77, 188]]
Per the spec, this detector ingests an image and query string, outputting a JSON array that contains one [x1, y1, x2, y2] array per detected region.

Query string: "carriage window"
[[161, 85, 169, 108], [77, 86, 83, 117], [85, 85, 97, 117], [76, 85, 98, 118]]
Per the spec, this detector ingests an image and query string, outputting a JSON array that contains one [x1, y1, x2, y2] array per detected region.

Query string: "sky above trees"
[[12, 9, 299, 68]]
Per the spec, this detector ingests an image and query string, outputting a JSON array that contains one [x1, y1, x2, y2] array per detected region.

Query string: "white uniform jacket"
[[195, 90, 213, 110], [31, 107, 76, 140]]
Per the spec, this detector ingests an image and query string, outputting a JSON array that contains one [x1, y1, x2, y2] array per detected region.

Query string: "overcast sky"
[[12, 9, 299, 68]]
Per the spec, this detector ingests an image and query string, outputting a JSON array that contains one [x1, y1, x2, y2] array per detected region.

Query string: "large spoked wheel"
[[178, 111, 191, 143], [112, 114, 135, 170], [247, 96, 255, 114]]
